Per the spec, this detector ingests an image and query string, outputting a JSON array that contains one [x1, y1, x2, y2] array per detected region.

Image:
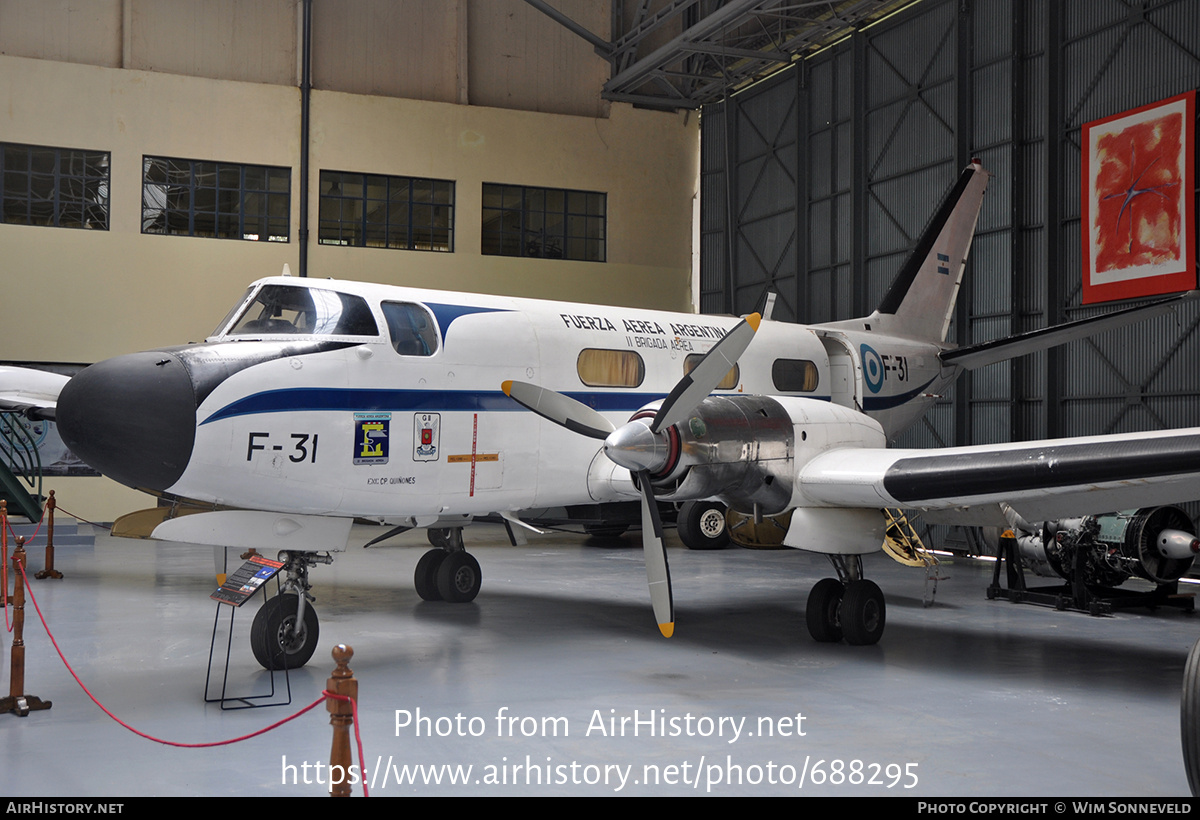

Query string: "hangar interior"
[[2, 0, 1200, 797]]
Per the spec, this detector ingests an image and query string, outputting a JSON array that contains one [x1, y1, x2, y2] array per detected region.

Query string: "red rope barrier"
[[15, 559, 369, 795]]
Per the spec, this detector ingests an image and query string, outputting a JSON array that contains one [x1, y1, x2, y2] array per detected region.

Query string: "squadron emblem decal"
[[413, 413, 441, 461], [354, 412, 390, 465]]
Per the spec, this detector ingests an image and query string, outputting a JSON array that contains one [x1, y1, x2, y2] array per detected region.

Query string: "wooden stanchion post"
[[36, 490, 63, 580], [326, 645, 357, 797], [0, 537, 51, 717]]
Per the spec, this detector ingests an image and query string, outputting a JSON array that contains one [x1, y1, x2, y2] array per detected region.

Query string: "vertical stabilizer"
[[873, 161, 989, 342]]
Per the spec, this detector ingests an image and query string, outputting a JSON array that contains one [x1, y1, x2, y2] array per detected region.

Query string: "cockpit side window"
[[226, 285, 379, 337], [382, 301, 439, 356]]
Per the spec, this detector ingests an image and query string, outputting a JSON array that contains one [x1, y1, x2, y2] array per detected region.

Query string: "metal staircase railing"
[[0, 412, 44, 521]]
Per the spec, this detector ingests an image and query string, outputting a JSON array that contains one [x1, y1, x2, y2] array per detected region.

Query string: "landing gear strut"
[[250, 551, 330, 670], [415, 528, 482, 603], [805, 555, 886, 646]]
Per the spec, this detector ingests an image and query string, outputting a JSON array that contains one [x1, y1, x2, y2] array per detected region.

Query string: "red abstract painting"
[[1082, 91, 1195, 304]]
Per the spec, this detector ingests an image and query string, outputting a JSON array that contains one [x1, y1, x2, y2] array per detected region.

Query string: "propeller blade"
[[651, 313, 761, 433], [637, 469, 674, 637], [502, 380, 616, 440]]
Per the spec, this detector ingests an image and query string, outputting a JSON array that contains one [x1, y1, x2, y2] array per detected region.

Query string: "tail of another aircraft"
[[868, 160, 989, 343]]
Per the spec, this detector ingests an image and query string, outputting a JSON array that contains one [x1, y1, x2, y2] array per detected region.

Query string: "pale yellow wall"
[[0, 0, 613, 117], [0, 52, 698, 520], [308, 90, 697, 307]]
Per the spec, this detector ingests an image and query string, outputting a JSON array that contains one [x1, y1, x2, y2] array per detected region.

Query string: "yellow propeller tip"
[[501, 380, 513, 396], [658, 622, 675, 638], [746, 312, 762, 331]]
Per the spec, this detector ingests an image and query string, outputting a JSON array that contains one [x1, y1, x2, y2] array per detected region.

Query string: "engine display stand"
[[986, 531, 1195, 615]]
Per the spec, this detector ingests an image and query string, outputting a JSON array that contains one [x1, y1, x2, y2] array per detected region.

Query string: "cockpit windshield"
[[222, 284, 379, 338]]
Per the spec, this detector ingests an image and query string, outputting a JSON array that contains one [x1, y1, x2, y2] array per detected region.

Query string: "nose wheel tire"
[[435, 551, 482, 603], [677, 500, 730, 550], [250, 593, 319, 670]]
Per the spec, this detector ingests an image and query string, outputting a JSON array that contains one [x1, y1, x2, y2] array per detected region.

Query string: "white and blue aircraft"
[[5, 160, 1200, 673]]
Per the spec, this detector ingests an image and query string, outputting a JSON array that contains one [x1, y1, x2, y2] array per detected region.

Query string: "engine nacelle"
[[1020, 506, 1198, 587], [634, 395, 884, 516]]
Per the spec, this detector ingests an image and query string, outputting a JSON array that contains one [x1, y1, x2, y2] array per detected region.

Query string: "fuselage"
[[55, 276, 961, 521]]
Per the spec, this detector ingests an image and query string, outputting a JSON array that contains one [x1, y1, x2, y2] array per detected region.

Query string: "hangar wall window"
[[1, 142, 109, 230], [482, 184, 605, 262], [319, 171, 454, 251], [577, 349, 644, 388], [772, 359, 820, 392], [142, 156, 290, 241]]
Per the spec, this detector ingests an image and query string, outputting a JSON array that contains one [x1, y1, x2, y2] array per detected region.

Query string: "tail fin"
[[873, 160, 989, 342]]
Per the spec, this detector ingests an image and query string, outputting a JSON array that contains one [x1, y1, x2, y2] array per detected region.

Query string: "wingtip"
[[501, 380, 513, 396], [746, 312, 762, 332], [658, 622, 674, 638]]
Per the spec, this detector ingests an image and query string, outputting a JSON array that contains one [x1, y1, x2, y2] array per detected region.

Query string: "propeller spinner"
[[501, 312, 761, 637]]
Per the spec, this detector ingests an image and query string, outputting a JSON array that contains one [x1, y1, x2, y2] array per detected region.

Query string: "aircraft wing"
[[0, 366, 69, 420], [797, 428, 1200, 523]]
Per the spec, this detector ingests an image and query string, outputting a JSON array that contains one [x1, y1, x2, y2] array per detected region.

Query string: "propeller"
[[502, 312, 761, 637]]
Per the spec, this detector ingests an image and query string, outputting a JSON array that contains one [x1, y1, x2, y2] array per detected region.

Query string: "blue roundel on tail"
[[861, 344, 884, 393]]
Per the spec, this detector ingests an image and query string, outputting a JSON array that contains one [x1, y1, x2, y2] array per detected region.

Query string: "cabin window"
[[577, 349, 644, 388], [142, 156, 290, 241], [772, 359, 820, 392], [382, 302, 439, 356], [481, 184, 605, 262], [683, 355, 739, 390], [227, 285, 378, 337], [318, 171, 454, 252], [1, 142, 109, 230]]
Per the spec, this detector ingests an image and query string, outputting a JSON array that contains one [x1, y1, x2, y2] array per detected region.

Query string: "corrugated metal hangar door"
[[701, 0, 1200, 460]]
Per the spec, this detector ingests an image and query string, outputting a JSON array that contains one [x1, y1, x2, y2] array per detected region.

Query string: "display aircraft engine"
[[1006, 504, 1200, 588]]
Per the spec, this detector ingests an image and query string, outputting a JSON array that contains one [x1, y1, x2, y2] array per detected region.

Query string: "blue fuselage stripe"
[[201, 388, 668, 424], [200, 387, 837, 424]]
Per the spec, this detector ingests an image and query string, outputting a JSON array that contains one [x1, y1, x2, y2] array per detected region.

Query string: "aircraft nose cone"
[[604, 420, 668, 473], [57, 351, 197, 491]]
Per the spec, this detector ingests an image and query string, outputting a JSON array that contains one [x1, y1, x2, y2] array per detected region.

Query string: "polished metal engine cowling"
[[646, 395, 795, 516]]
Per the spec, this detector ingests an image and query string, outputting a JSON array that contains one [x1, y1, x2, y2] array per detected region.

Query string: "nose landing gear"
[[249, 551, 330, 670]]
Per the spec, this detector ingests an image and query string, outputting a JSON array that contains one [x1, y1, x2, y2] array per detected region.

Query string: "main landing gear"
[[805, 555, 886, 646], [414, 527, 482, 604], [250, 551, 331, 670], [677, 500, 730, 550]]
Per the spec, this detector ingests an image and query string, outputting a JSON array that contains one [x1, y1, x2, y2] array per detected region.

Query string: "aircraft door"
[[817, 334, 861, 411]]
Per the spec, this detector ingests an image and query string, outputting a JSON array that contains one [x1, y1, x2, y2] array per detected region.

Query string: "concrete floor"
[[2, 519, 1197, 797]]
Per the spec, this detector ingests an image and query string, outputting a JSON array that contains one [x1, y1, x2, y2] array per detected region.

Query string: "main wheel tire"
[[1182, 635, 1200, 796], [250, 593, 319, 670], [415, 548, 447, 601], [677, 500, 730, 550], [436, 551, 482, 603], [841, 579, 886, 646], [805, 578, 845, 642]]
